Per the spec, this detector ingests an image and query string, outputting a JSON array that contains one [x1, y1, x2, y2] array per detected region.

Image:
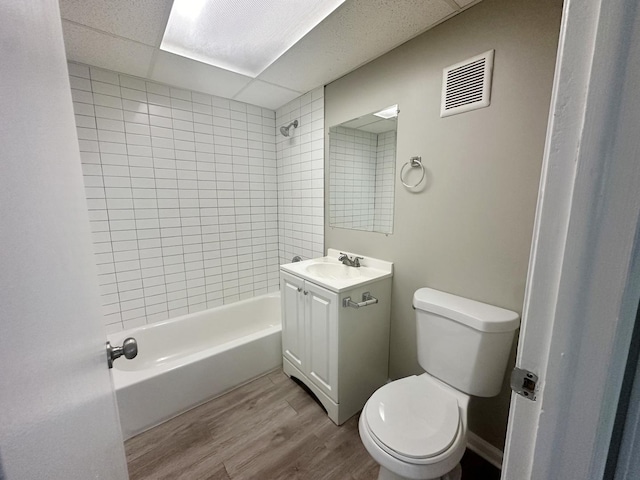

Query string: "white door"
[[0, 2, 129, 479], [502, 0, 640, 478], [305, 281, 339, 402], [281, 271, 306, 370]]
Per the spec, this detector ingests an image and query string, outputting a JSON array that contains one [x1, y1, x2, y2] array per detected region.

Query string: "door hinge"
[[510, 367, 538, 401]]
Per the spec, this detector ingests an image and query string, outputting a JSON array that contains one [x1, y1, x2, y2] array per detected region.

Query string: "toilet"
[[359, 288, 520, 480]]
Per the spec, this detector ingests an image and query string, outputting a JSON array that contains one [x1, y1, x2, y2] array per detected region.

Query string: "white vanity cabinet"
[[280, 249, 393, 425], [281, 271, 339, 402]]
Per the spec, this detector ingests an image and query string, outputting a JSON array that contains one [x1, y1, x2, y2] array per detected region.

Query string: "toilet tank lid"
[[413, 288, 520, 333]]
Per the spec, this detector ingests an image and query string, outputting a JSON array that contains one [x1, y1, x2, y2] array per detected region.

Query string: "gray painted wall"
[[324, 0, 562, 449]]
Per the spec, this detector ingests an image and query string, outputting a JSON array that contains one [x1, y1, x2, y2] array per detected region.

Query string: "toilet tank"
[[413, 288, 520, 397]]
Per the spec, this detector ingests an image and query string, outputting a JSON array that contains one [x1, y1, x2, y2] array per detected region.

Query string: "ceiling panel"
[[233, 80, 304, 111], [149, 51, 253, 101], [257, 0, 457, 93], [58, 0, 483, 110], [59, 0, 172, 46], [61, 21, 156, 78]]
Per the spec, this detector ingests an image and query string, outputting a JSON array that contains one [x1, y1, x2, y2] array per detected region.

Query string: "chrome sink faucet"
[[338, 252, 363, 267]]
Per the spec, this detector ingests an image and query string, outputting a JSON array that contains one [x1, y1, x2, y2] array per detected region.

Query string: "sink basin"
[[305, 263, 362, 280], [281, 249, 392, 292]]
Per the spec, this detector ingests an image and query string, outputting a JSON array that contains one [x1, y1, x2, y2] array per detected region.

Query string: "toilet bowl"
[[359, 374, 468, 480], [359, 288, 520, 480]]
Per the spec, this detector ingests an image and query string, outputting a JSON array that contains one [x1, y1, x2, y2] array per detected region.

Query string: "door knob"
[[106, 337, 138, 369]]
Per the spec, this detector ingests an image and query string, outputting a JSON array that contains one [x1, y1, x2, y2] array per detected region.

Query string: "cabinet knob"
[[304, 290, 308, 295], [297, 287, 302, 292]]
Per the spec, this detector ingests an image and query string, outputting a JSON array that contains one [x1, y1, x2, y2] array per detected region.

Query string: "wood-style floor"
[[125, 369, 500, 480]]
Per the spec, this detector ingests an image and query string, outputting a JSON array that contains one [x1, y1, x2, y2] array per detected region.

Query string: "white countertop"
[[280, 249, 393, 293]]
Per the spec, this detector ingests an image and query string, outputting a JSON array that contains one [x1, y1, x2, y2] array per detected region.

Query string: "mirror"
[[328, 105, 398, 234]]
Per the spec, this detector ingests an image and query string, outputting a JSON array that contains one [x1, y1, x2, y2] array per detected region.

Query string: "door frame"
[[502, 0, 640, 478]]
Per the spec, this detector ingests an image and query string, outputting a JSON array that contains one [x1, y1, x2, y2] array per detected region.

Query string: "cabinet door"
[[305, 281, 339, 402], [281, 271, 306, 370]]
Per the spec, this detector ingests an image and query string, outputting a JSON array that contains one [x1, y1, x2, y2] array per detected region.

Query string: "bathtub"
[[108, 292, 282, 440]]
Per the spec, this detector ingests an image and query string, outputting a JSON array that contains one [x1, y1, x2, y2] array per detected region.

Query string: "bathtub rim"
[[108, 291, 281, 390], [108, 291, 281, 342]]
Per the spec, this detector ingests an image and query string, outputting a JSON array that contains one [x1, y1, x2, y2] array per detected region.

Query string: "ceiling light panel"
[[161, 0, 346, 78], [374, 105, 399, 119]]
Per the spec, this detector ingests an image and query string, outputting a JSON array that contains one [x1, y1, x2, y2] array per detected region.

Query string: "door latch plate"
[[511, 367, 538, 401]]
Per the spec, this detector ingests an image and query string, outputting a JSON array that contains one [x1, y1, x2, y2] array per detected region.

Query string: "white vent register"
[[441, 50, 494, 117]]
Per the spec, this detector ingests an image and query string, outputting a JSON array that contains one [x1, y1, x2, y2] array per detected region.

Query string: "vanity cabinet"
[[281, 272, 339, 402], [279, 251, 392, 425]]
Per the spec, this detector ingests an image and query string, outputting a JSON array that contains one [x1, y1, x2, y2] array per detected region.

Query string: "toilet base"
[[377, 463, 462, 480]]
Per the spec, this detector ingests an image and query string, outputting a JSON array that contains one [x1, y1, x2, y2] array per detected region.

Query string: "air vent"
[[441, 50, 494, 118]]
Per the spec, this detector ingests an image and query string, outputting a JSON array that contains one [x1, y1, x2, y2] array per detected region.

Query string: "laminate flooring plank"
[[125, 369, 499, 480], [233, 430, 328, 480], [129, 398, 297, 480], [124, 412, 210, 464], [222, 403, 325, 478], [126, 422, 213, 479], [227, 400, 339, 479], [283, 381, 328, 415], [178, 375, 280, 427], [267, 369, 291, 386], [126, 374, 289, 479], [291, 415, 377, 480], [202, 376, 300, 433], [125, 375, 276, 464], [161, 457, 231, 480], [206, 399, 300, 462], [223, 384, 372, 480]]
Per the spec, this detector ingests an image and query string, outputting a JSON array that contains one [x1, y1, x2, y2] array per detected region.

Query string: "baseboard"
[[467, 431, 503, 470]]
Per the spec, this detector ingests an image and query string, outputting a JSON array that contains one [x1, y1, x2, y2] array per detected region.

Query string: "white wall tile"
[[71, 63, 325, 328], [276, 87, 325, 265], [70, 62, 288, 329]]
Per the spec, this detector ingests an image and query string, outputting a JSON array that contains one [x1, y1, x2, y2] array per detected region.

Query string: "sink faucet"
[[338, 252, 363, 267]]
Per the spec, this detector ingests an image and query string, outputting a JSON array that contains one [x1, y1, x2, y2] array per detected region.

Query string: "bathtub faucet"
[[338, 252, 363, 267]]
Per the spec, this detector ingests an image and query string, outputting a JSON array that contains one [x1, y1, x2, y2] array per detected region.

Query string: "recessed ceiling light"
[[160, 0, 346, 78], [373, 105, 399, 119]]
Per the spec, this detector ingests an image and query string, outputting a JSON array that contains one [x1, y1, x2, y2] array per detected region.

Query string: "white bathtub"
[[108, 292, 282, 440]]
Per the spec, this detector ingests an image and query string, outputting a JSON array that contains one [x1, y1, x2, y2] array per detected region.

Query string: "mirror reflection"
[[329, 105, 398, 234]]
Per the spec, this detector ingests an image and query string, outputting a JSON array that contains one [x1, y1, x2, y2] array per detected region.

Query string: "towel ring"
[[400, 156, 425, 188]]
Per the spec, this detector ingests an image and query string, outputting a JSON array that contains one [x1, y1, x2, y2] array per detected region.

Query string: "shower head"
[[280, 119, 299, 137]]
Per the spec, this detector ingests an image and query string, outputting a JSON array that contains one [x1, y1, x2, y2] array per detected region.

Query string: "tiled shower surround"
[[69, 63, 323, 332], [276, 89, 325, 265]]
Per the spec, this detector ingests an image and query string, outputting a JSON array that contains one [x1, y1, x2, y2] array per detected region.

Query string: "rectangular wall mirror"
[[328, 104, 398, 234]]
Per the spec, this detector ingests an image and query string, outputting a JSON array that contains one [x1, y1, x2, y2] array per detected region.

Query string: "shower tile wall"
[[68, 62, 280, 332], [275, 88, 325, 265]]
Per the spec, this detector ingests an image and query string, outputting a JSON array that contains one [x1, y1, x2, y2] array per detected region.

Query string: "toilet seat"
[[364, 375, 460, 461]]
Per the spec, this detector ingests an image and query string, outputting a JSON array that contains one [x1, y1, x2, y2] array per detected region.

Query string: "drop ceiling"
[[59, 0, 481, 111]]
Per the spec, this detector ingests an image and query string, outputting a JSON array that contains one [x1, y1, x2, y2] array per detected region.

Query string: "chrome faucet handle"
[[338, 252, 363, 267]]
